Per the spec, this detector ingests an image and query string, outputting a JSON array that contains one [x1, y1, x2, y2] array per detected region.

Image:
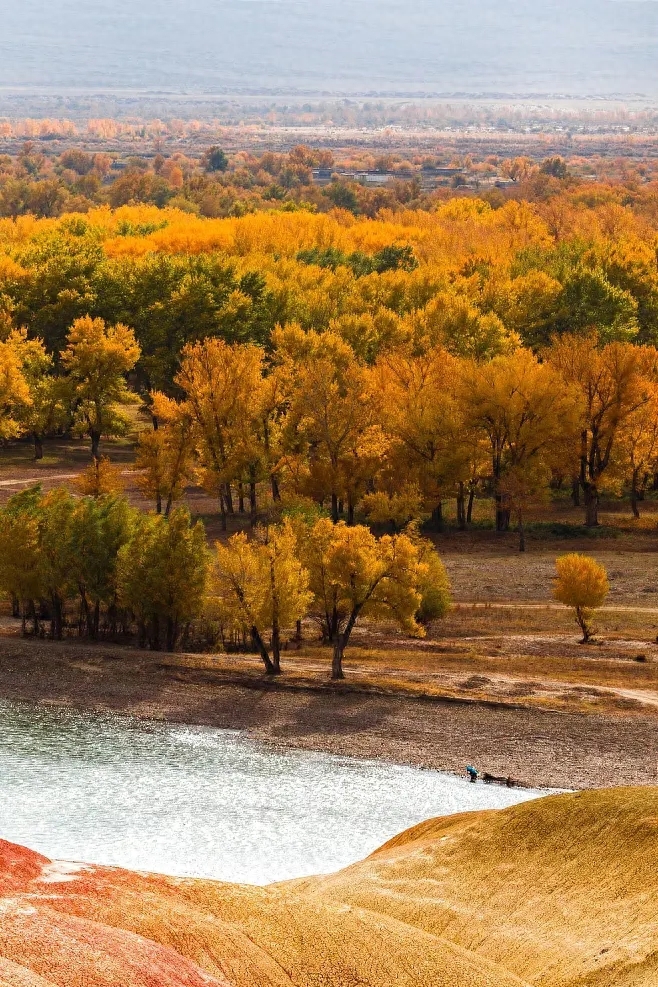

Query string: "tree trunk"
[[495, 494, 510, 532], [151, 613, 161, 651], [156, 492, 162, 515], [331, 493, 339, 523], [332, 640, 345, 680], [294, 619, 302, 643], [238, 481, 245, 514], [90, 429, 101, 460], [571, 477, 581, 508], [166, 617, 177, 652], [271, 618, 282, 675], [347, 499, 355, 525], [249, 469, 257, 527], [51, 595, 63, 641], [584, 485, 599, 527], [271, 474, 281, 502], [224, 484, 234, 515], [430, 501, 444, 531], [518, 514, 525, 553], [576, 606, 592, 644], [631, 472, 640, 519], [456, 483, 466, 531], [467, 483, 476, 525], [33, 433, 43, 460], [251, 625, 278, 675], [331, 608, 359, 680], [219, 494, 227, 532], [79, 591, 89, 637]]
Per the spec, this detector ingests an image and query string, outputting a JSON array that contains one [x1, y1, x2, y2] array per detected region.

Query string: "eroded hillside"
[[1, 788, 656, 986]]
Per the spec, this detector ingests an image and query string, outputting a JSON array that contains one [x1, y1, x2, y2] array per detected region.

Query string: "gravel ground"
[[0, 637, 655, 791]]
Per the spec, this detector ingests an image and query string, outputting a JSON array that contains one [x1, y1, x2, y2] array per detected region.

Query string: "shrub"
[[553, 553, 609, 643]]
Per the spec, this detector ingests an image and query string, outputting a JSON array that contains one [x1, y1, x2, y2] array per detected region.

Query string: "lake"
[[0, 701, 546, 884]]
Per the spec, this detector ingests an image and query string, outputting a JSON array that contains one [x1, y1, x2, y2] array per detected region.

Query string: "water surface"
[[0, 701, 545, 884]]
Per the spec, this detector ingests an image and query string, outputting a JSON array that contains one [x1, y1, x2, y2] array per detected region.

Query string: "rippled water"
[[0, 701, 545, 884]]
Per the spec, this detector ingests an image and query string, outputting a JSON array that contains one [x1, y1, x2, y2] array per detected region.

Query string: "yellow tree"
[[498, 460, 551, 552], [60, 316, 140, 459], [548, 334, 658, 526], [374, 345, 474, 529], [9, 330, 67, 459], [411, 532, 452, 623], [76, 456, 125, 498], [613, 383, 658, 518], [0, 332, 31, 442], [212, 521, 311, 674], [298, 518, 427, 679], [176, 339, 266, 530], [281, 330, 382, 523], [554, 553, 609, 643], [462, 348, 579, 532], [135, 393, 195, 515]]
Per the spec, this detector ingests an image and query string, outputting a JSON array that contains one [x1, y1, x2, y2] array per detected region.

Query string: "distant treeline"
[[0, 136, 656, 221]]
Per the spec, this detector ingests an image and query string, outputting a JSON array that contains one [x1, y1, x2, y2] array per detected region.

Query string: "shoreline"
[[0, 636, 654, 791]]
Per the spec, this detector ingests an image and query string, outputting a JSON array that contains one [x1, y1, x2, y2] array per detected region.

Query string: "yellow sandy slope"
[[1, 788, 657, 986]]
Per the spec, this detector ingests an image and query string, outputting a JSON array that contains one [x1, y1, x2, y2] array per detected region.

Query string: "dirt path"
[[0, 473, 79, 487], [464, 602, 658, 615], [0, 636, 655, 791]]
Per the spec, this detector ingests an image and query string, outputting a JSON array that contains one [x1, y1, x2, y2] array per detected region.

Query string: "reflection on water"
[[0, 701, 544, 884]]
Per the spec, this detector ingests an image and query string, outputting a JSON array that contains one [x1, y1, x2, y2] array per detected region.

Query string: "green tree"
[[204, 147, 229, 173], [69, 495, 136, 638], [38, 488, 76, 639], [118, 508, 208, 651], [0, 489, 43, 634]]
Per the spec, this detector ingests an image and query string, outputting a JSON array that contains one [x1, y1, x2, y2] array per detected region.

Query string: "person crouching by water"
[[466, 765, 479, 783]]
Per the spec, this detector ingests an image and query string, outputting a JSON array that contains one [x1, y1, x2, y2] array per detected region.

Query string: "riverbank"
[[0, 636, 655, 790]]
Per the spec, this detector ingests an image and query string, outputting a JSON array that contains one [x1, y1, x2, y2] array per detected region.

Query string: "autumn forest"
[[0, 143, 658, 677]]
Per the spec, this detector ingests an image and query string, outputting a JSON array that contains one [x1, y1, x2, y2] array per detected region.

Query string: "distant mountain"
[[1, 0, 657, 99]]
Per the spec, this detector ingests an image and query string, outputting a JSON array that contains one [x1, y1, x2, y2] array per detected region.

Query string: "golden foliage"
[[554, 553, 610, 642], [75, 457, 125, 498]]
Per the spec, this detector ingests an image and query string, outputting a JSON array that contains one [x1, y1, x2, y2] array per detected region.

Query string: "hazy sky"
[[1, 0, 657, 98]]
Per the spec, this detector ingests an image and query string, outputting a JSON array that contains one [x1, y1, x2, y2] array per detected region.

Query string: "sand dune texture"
[[0, 788, 656, 987]]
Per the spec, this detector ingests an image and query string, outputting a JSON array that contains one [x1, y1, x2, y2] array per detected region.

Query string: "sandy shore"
[[0, 636, 654, 791]]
